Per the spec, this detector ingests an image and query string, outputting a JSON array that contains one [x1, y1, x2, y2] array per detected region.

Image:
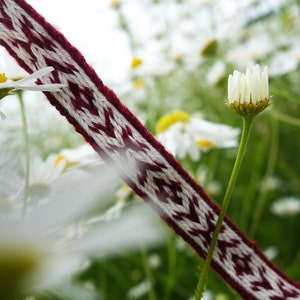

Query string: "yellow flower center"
[[116, 183, 132, 201], [55, 154, 77, 168], [196, 139, 216, 149], [110, 0, 120, 7], [171, 52, 183, 63], [0, 241, 43, 298], [131, 57, 143, 69], [0, 73, 8, 83], [133, 77, 145, 88], [156, 110, 191, 134], [54, 154, 67, 165]]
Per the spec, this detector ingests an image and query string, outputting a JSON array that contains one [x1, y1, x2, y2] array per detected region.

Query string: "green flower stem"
[[195, 117, 253, 300], [141, 247, 157, 300], [163, 234, 178, 300], [270, 109, 300, 128], [17, 91, 30, 219]]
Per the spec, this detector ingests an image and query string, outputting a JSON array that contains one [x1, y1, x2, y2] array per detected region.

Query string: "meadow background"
[[1, 0, 300, 299]]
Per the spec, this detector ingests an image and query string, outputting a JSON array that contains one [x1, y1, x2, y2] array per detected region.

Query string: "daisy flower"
[[156, 110, 240, 161], [60, 144, 101, 167], [0, 164, 163, 299], [23, 147, 110, 218], [29, 155, 67, 187]]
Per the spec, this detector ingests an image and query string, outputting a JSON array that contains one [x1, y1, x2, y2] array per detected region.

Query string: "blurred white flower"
[[206, 60, 226, 85], [0, 147, 163, 298], [157, 121, 200, 161], [264, 246, 278, 261], [101, 200, 126, 222], [189, 290, 213, 300], [115, 183, 133, 201], [0, 151, 24, 212], [60, 144, 100, 166], [271, 197, 300, 217], [29, 155, 67, 187], [127, 279, 151, 299], [268, 42, 300, 76], [0, 164, 164, 298], [192, 118, 240, 150], [206, 180, 222, 197], [147, 253, 161, 269], [203, 291, 214, 300], [28, 145, 104, 199], [226, 34, 272, 68], [156, 110, 240, 161], [22, 154, 70, 213], [215, 293, 229, 300], [260, 176, 281, 192]]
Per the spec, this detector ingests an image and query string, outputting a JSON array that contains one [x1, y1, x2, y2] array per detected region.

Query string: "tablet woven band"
[[0, 1, 299, 299]]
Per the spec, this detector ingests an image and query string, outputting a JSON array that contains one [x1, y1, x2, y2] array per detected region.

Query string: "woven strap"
[[0, 1, 299, 299]]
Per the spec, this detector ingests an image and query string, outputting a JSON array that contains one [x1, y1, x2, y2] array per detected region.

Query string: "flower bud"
[[226, 65, 271, 118]]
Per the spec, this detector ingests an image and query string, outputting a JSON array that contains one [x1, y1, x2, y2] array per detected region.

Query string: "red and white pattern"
[[0, 1, 299, 299]]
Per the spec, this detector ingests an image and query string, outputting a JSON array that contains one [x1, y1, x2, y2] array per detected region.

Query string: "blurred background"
[[1, 0, 300, 299]]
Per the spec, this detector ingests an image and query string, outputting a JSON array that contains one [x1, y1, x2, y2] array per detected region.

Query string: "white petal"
[[227, 65, 269, 104], [25, 166, 120, 233], [15, 67, 54, 84], [13, 83, 66, 92], [66, 205, 164, 256]]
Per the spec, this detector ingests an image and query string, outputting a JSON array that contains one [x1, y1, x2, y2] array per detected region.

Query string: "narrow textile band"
[[0, 1, 299, 299]]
